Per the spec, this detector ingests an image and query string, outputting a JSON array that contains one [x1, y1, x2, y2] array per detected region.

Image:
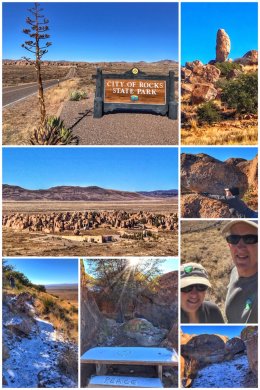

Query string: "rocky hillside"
[[181, 28, 258, 145], [3, 184, 176, 201], [3, 291, 78, 388], [181, 328, 258, 388], [181, 152, 258, 217]]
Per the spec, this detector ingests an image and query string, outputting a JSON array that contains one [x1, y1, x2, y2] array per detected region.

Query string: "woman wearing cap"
[[181, 262, 224, 323]]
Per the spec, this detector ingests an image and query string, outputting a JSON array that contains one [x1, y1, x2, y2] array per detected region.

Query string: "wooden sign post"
[[93, 68, 178, 119]]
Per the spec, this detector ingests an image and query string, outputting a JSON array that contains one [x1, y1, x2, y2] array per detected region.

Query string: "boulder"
[[5, 316, 33, 335], [241, 326, 258, 377], [237, 50, 258, 65], [216, 29, 231, 62], [237, 155, 258, 193], [181, 194, 233, 218], [181, 153, 248, 195], [122, 318, 167, 346], [181, 334, 226, 364], [225, 337, 246, 355], [191, 84, 218, 104], [8, 292, 35, 316]]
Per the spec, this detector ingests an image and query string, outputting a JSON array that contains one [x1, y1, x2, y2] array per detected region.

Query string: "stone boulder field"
[[181, 328, 258, 388], [181, 28, 258, 145], [181, 152, 258, 218]]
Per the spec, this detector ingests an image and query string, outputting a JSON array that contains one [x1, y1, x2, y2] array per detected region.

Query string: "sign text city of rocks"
[[93, 68, 177, 119]]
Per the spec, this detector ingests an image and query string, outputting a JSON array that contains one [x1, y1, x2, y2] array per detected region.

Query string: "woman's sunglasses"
[[181, 284, 208, 293], [226, 234, 258, 245]]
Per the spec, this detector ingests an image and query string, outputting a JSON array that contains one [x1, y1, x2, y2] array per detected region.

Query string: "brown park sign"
[[104, 79, 166, 105], [93, 67, 178, 119]]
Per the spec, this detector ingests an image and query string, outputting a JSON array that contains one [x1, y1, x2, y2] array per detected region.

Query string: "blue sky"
[[181, 2, 258, 65], [3, 147, 178, 191], [3, 2, 178, 62], [4, 259, 78, 285], [181, 147, 258, 162], [182, 325, 245, 339], [84, 258, 179, 276]]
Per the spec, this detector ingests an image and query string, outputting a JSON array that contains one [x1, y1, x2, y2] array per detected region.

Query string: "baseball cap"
[[180, 262, 211, 289], [222, 220, 258, 236]]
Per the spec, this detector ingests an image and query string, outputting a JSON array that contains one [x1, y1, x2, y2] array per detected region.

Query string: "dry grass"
[[3, 78, 86, 145], [181, 221, 233, 319], [181, 119, 258, 145], [3, 199, 178, 214], [35, 290, 78, 342]]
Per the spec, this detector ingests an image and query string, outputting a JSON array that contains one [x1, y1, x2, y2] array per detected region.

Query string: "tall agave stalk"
[[22, 2, 52, 127]]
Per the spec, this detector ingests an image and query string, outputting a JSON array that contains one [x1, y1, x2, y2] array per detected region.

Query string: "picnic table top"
[[81, 347, 178, 366]]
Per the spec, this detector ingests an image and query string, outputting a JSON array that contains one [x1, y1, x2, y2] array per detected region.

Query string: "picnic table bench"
[[81, 346, 178, 388]]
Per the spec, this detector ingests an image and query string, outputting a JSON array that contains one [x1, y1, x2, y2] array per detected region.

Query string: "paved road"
[[3, 79, 59, 107]]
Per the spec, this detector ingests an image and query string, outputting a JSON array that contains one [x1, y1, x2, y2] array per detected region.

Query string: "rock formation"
[[182, 334, 227, 364], [216, 29, 231, 62], [241, 326, 258, 377], [181, 153, 248, 195], [2, 211, 178, 234], [122, 318, 167, 346]]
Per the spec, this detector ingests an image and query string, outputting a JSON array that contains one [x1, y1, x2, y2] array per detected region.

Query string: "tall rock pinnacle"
[[216, 29, 231, 62]]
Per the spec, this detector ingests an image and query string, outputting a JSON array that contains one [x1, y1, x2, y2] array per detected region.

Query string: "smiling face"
[[181, 286, 206, 315], [228, 222, 258, 277]]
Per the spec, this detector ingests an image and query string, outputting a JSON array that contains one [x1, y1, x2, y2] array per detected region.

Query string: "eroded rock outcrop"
[[181, 153, 248, 195], [216, 29, 231, 62], [122, 318, 167, 346], [182, 334, 227, 364], [241, 326, 258, 377]]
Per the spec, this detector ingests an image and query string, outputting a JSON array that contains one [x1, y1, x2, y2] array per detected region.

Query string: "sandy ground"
[[2, 229, 178, 257], [60, 94, 179, 145]]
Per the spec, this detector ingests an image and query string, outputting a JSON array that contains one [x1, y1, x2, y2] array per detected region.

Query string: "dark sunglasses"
[[226, 234, 258, 245], [181, 284, 208, 293]]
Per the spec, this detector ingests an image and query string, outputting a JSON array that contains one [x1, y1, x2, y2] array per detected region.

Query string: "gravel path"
[[60, 94, 178, 145]]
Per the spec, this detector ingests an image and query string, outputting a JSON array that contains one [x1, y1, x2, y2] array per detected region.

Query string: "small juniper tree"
[[22, 2, 52, 127]]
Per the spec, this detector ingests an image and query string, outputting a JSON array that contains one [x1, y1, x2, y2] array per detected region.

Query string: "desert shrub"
[[215, 62, 242, 77], [57, 346, 78, 381], [221, 72, 258, 114], [28, 116, 79, 145], [42, 297, 57, 314], [69, 90, 87, 101], [196, 102, 221, 125]]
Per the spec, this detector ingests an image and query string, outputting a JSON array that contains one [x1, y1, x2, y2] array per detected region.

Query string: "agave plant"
[[28, 116, 79, 145]]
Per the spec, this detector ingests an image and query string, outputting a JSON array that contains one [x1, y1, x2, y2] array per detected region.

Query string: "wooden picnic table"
[[81, 346, 178, 382]]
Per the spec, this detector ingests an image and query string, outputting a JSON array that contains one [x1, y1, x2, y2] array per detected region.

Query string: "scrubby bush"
[[196, 102, 221, 125], [215, 62, 242, 77], [69, 90, 87, 101], [221, 72, 258, 114], [28, 116, 79, 145]]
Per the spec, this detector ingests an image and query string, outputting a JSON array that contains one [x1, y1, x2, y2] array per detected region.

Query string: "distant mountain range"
[[3, 184, 178, 201], [45, 284, 78, 289], [3, 59, 178, 65]]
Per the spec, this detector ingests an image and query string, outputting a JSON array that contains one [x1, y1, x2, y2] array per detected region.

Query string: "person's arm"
[[200, 193, 226, 201]]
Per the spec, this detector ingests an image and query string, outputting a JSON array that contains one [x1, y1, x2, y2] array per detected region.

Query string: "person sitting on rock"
[[222, 220, 258, 324], [200, 187, 258, 218], [181, 262, 224, 323]]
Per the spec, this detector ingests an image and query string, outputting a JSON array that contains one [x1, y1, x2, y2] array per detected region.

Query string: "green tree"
[[221, 72, 258, 114], [85, 259, 164, 322], [22, 2, 52, 127]]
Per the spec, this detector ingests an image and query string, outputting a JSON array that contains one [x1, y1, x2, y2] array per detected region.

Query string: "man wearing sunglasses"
[[222, 220, 258, 323], [181, 262, 224, 323]]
